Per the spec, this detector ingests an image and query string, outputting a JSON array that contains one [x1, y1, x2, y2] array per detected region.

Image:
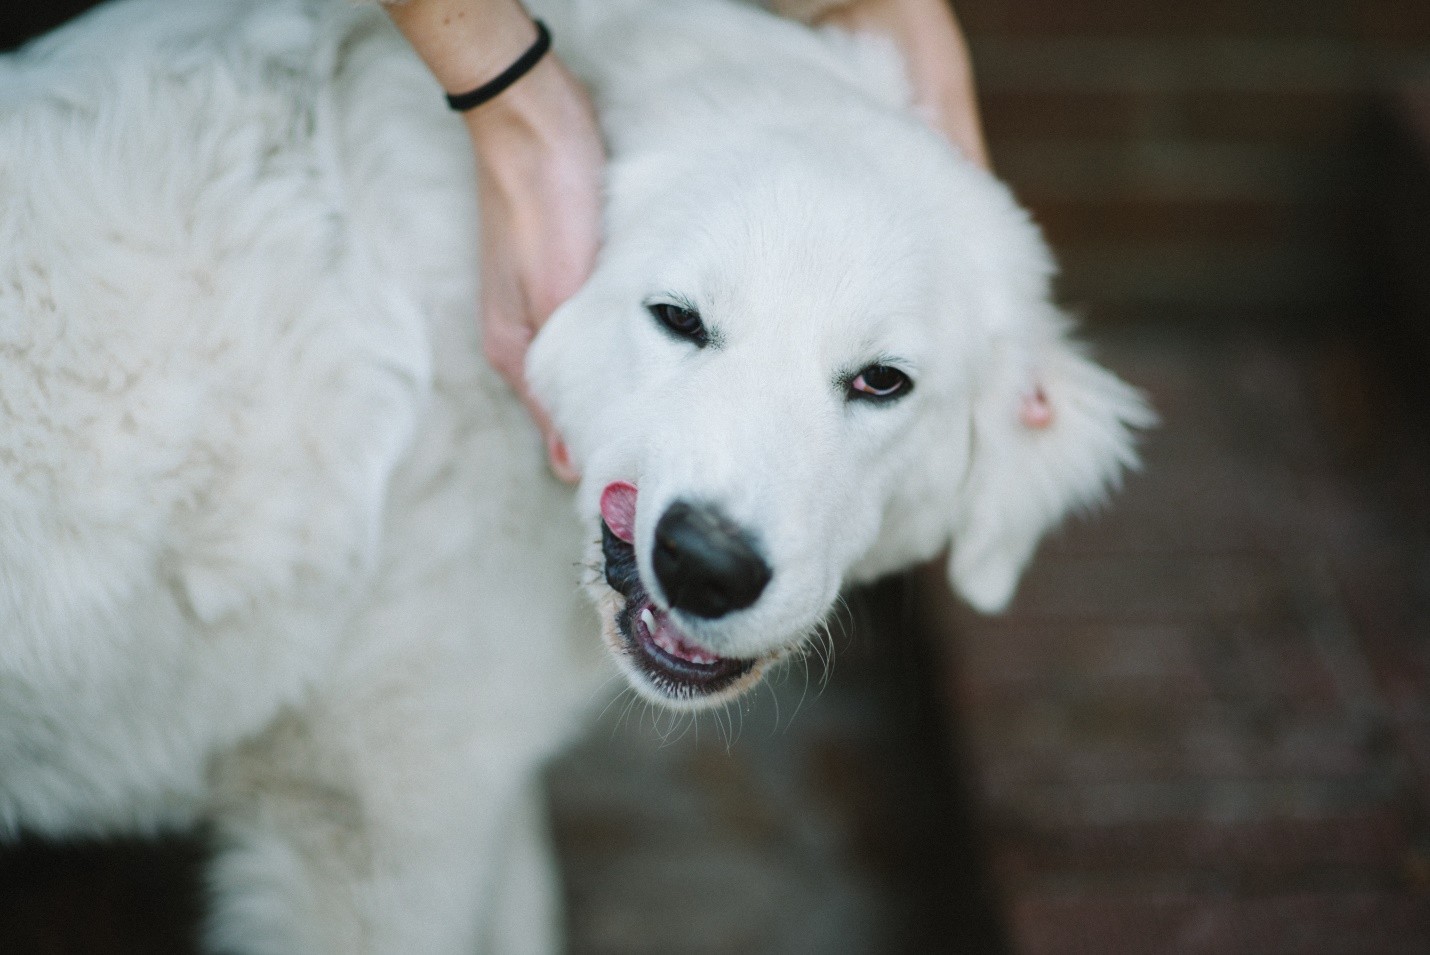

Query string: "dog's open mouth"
[[600, 483, 757, 699]]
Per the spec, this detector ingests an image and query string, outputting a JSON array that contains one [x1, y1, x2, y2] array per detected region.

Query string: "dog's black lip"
[[616, 597, 755, 691], [600, 519, 755, 694], [602, 520, 640, 597]]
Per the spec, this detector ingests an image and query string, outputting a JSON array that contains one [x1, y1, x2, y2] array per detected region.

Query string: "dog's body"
[[0, 0, 1149, 950]]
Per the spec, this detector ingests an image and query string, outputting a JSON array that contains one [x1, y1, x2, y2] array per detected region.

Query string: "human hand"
[[814, 0, 990, 167], [386, 0, 602, 483], [465, 55, 603, 483]]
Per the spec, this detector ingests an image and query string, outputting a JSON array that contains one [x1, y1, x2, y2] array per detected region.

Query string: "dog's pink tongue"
[[600, 481, 638, 543]]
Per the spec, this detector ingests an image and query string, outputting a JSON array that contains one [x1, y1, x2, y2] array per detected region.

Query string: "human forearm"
[[383, 0, 603, 482], [383, 0, 542, 97]]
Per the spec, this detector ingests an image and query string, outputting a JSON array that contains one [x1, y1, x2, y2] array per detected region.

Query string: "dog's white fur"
[[0, 0, 1150, 950]]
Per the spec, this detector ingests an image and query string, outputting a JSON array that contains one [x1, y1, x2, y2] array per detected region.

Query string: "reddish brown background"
[[958, 0, 1430, 326]]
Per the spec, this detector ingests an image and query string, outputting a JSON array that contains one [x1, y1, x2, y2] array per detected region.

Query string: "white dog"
[[0, 0, 1150, 950]]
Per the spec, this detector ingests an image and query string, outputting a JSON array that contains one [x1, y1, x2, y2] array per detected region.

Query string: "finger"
[[481, 308, 535, 393], [480, 287, 580, 481], [518, 385, 580, 484]]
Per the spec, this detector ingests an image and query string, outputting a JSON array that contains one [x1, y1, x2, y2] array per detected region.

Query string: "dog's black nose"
[[653, 501, 771, 619]]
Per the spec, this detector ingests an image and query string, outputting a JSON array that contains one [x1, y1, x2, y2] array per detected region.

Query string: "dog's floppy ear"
[[947, 313, 1153, 613]]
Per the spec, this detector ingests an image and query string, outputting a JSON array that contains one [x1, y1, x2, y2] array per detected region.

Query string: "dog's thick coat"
[[0, 0, 1149, 950]]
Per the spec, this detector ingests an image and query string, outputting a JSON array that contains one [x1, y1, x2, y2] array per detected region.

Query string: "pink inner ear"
[[1020, 386, 1054, 429], [600, 481, 638, 543]]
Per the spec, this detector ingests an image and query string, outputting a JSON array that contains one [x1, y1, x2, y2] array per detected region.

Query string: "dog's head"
[[527, 43, 1151, 709]]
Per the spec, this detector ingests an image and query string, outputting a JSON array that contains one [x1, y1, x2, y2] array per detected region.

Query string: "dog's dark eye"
[[848, 364, 912, 403], [648, 302, 709, 347]]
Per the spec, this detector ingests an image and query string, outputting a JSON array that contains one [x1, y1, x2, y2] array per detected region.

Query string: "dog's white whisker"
[[764, 677, 782, 735]]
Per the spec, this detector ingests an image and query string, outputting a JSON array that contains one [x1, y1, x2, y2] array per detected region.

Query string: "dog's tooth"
[[639, 607, 656, 635]]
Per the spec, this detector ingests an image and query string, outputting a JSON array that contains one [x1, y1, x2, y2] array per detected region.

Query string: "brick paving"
[[930, 323, 1430, 954]]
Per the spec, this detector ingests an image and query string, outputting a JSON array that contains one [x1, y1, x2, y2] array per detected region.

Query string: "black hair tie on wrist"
[[445, 20, 552, 112]]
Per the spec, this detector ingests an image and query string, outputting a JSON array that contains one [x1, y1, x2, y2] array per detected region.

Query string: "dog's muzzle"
[[598, 483, 764, 701]]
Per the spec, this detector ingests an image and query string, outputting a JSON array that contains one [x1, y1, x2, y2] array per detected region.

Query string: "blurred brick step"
[[1008, 890, 1430, 955], [988, 812, 1417, 890]]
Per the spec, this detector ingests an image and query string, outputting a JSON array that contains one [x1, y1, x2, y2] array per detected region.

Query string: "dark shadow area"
[[0, 2, 101, 51], [0, 838, 205, 954]]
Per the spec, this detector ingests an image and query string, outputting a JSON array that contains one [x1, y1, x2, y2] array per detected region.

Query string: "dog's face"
[[528, 107, 1150, 710]]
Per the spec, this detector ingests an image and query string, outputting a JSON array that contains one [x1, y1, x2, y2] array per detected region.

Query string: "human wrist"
[[461, 56, 595, 170], [386, 0, 542, 99]]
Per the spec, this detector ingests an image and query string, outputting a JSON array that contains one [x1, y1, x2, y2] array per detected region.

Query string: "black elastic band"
[[445, 20, 552, 112]]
